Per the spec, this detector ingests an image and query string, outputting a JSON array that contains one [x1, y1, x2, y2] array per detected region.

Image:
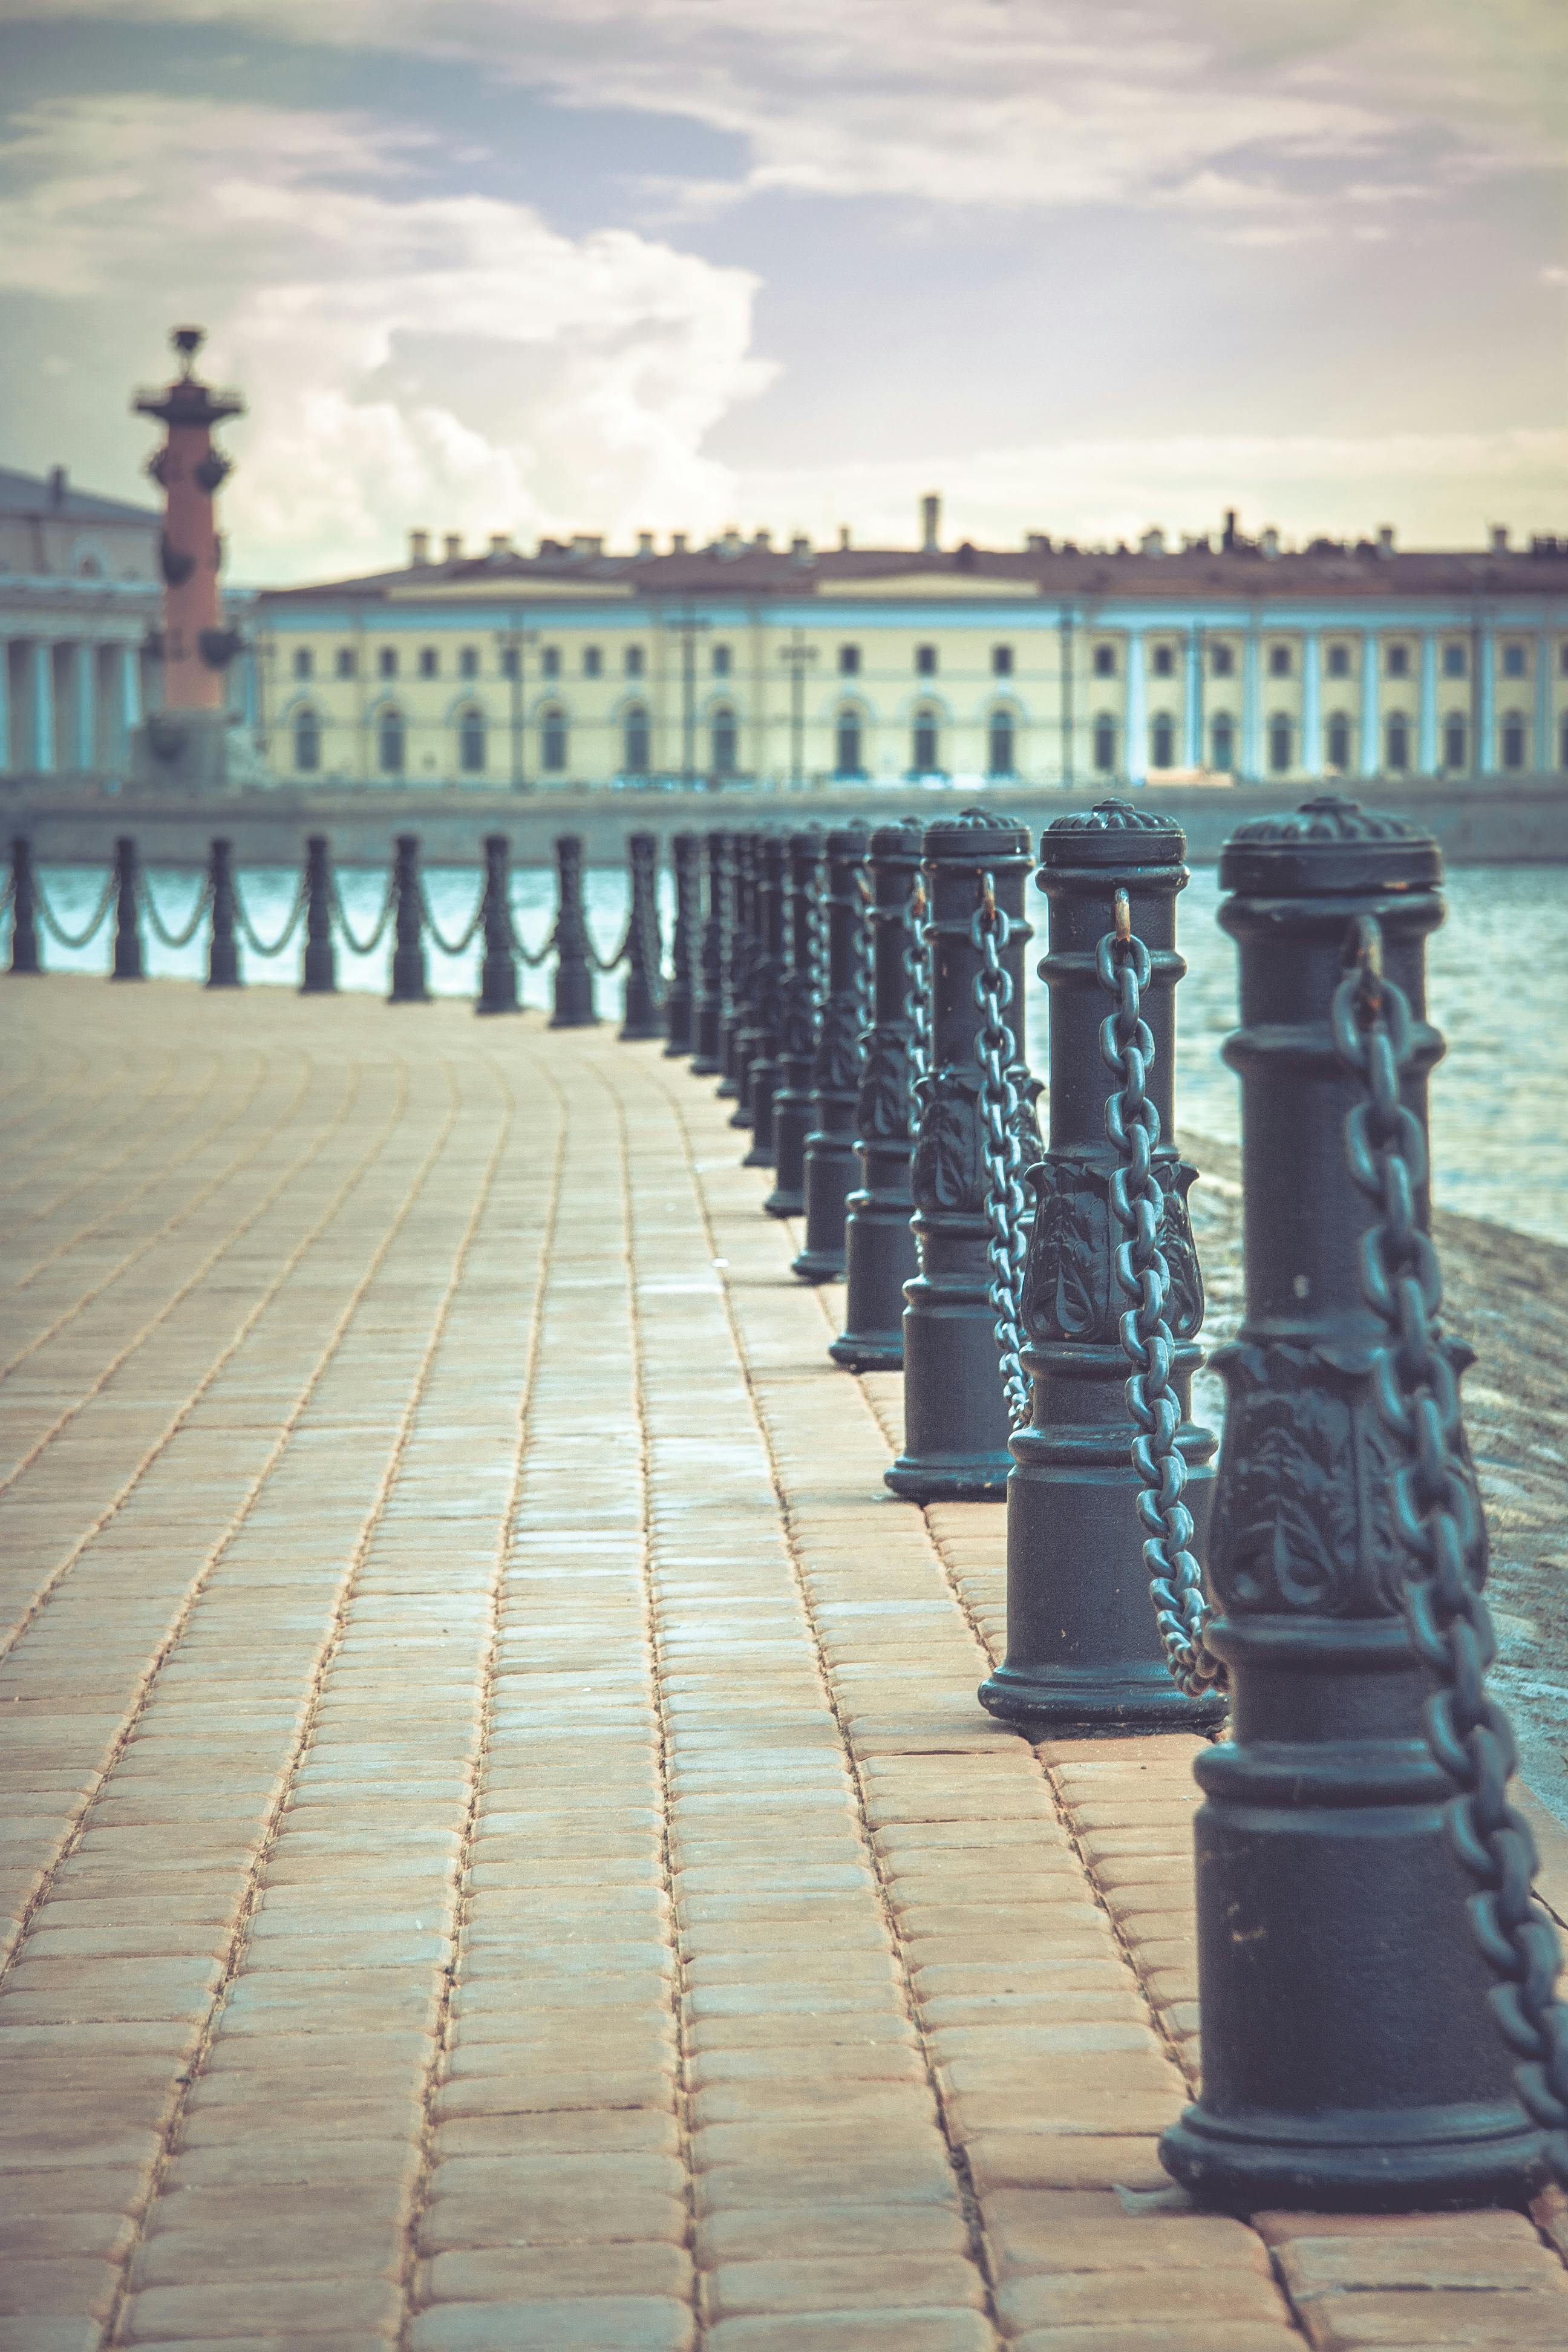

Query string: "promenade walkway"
[[4, 977, 1567, 2352]]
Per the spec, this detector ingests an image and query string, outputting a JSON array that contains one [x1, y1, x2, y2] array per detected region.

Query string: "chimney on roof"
[[789, 533, 813, 564], [1261, 526, 1280, 560], [753, 528, 771, 550], [1025, 532, 1051, 555], [1139, 527, 1166, 558], [48, 465, 67, 509], [443, 532, 462, 563], [636, 532, 655, 558], [1490, 523, 1510, 555], [1376, 524, 1396, 559], [920, 493, 940, 554], [570, 533, 604, 559], [408, 528, 430, 567], [1221, 506, 1239, 554], [838, 524, 852, 552], [719, 527, 742, 558]]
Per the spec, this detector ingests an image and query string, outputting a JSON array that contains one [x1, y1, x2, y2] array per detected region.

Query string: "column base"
[[791, 1246, 844, 1283], [763, 1186, 803, 1217], [828, 1330, 903, 1373], [884, 1449, 1011, 1502], [1158, 2099, 1547, 2217], [977, 1656, 1226, 1733]]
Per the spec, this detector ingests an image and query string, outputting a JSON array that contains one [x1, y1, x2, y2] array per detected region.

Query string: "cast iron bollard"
[[112, 835, 144, 982], [829, 819, 924, 1371], [8, 838, 39, 975], [387, 834, 430, 1004], [722, 832, 760, 1111], [886, 808, 1037, 1500], [475, 834, 519, 1016], [691, 830, 728, 1075], [765, 828, 824, 1217], [792, 825, 869, 1280], [978, 801, 1221, 1729], [300, 835, 337, 995], [550, 833, 597, 1028], [207, 837, 241, 989], [1157, 794, 1546, 2212], [742, 834, 787, 1166], [664, 831, 699, 1055], [621, 831, 664, 1041]]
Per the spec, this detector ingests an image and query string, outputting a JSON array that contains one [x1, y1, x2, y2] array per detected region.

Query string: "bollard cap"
[[869, 817, 924, 863], [1220, 794, 1442, 897], [1039, 797, 1186, 872], [824, 824, 869, 857], [921, 805, 1031, 863], [788, 826, 825, 856]]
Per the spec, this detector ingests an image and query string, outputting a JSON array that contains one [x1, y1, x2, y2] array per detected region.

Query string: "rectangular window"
[[626, 645, 645, 677], [378, 648, 398, 679], [1151, 645, 1174, 678], [713, 645, 732, 676], [583, 646, 603, 678], [541, 647, 561, 679], [1210, 643, 1235, 678], [1268, 644, 1293, 677], [1092, 644, 1116, 678], [915, 644, 938, 676], [1385, 644, 1410, 679], [838, 645, 861, 676], [335, 647, 356, 679], [418, 647, 439, 679], [500, 647, 520, 679], [459, 647, 479, 679], [1502, 642, 1527, 678], [1326, 644, 1351, 679], [292, 648, 313, 680], [1443, 644, 1467, 679], [991, 645, 1014, 676]]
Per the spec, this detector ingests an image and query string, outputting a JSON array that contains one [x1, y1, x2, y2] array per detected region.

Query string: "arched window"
[[1501, 714, 1527, 771], [377, 708, 405, 776], [76, 554, 102, 579], [1092, 716, 1117, 775], [912, 710, 941, 774], [1385, 713, 1410, 773], [1268, 715, 1293, 774], [1443, 715, 1468, 773], [293, 708, 321, 773], [987, 710, 1015, 777], [1210, 713, 1235, 773], [623, 704, 651, 776], [1326, 713, 1352, 773], [835, 710, 863, 778], [1150, 714, 1175, 769], [541, 707, 567, 773], [711, 705, 738, 777], [458, 708, 486, 775]]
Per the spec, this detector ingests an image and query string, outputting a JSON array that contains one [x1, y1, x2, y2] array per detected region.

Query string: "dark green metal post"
[[621, 831, 664, 1040], [111, 835, 143, 982], [388, 834, 430, 1004], [550, 833, 597, 1028], [476, 834, 519, 1016], [765, 828, 824, 1217], [207, 838, 241, 988], [792, 824, 867, 1281], [9, 839, 39, 975], [300, 835, 337, 995]]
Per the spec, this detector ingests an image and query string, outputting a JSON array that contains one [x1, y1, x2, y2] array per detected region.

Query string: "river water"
[[24, 859, 1568, 1247]]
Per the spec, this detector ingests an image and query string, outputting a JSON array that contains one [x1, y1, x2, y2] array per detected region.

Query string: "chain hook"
[[1113, 886, 1132, 947]]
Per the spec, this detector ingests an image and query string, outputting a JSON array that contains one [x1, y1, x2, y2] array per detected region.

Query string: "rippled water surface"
[[26, 858, 1568, 1246]]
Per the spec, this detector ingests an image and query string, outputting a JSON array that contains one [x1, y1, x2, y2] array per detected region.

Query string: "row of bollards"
[[656, 797, 1568, 2218]]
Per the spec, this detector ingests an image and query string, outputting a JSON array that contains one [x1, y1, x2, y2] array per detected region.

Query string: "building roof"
[[261, 534, 1568, 609], [0, 465, 158, 526]]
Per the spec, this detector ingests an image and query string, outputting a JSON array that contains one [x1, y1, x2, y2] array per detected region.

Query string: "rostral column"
[[131, 325, 253, 788]]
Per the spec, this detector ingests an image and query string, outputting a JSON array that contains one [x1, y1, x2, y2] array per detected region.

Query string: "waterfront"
[[24, 857, 1568, 1246]]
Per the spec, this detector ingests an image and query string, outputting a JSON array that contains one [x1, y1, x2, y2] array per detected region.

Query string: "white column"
[[1536, 632, 1553, 774], [0, 641, 10, 777], [1477, 626, 1495, 776], [31, 642, 56, 775], [1241, 629, 1261, 780], [1359, 633, 1380, 777], [1183, 629, 1202, 768], [73, 644, 96, 771], [1417, 634, 1439, 777], [1301, 631, 1322, 777], [120, 642, 143, 737], [1123, 627, 1146, 783]]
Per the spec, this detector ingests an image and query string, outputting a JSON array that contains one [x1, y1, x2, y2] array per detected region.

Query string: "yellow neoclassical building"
[[255, 506, 1568, 792]]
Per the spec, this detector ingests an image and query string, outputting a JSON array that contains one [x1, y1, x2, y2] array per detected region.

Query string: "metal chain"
[[1332, 915, 1568, 2185], [854, 867, 875, 1025], [1096, 890, 1226, 1698], [233, 875, 307, 958], [139, 873, 214, 952], [970, 869, 1032, 1430], [33, 871, 120, 953], [418, 878, 487, 958], [330, 874, 397, 958], [802, 862, 826, 1016], [506, 891, 558, 968], [904, 875, 931, 1080]]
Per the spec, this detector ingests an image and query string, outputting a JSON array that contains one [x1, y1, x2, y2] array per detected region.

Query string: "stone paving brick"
[[1, 981, 1561, 2351]]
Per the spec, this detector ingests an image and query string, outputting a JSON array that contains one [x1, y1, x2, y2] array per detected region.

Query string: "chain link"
[[233, 875, 307, 959], [904, 876, 931, 1080], [970, 869, 1032, 1429], [330, 874, 397, 958], [1332, 914, 1568, 2184], [1096, 890, 1225, 1698], [418, 878, 488, 958], [31, 871, 120, 953], [507, 892, 558, 968], [853, 867, 875, 1026], [139, 873, 213, 952]]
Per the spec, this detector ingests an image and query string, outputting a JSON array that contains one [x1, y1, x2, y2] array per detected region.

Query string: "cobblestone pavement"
[[4, 976, 1568, 2352]]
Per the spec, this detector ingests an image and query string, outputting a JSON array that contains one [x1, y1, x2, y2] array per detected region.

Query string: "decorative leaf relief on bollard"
[[1023, 1158, 1202, 1342]]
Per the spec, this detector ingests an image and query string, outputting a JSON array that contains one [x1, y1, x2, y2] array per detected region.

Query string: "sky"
[[0, 0, 1563, 583]]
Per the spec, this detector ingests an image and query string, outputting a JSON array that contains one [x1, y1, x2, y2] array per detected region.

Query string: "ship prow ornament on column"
[[129, 327, 267, 794]]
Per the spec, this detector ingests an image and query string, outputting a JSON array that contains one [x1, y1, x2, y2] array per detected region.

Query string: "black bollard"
[[722, 832, 761, 1113], [9, 839, 40, 975], [550, 833, 598, 1028], [1157, 794, 1545, 2212], [207, 837, 241, 988], [621, 831, 664, 1041], [663, 831, 699, 1056], [387, 833, 430, 1005], [111, 835, 144, 982], [765, 828, 825, 1217], [885, 808, 1037, 1501], [300, 835, 337, 995], [690, 830, 728, 1075], [829, 819, 924, 1371], [475, 834, 519, 1016], [792, 825, 869, 1281], [978, 801, 1222, 1730], [742, 835, 788, 1169]]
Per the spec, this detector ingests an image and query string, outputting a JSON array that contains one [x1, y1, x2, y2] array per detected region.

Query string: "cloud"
[[0, 94, 773, 578]]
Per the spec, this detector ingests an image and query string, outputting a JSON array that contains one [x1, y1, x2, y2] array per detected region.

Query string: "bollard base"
[[977, 1657, 1227, 1732], [763, 1184, 804, 1218], [1157, 2100, 1547, 2217], [792, 1246, 844, 1282], [827, 1328, 903, 1373], [691, 1053, 722, 1076], [716, 1074, 739, 1099], [884, 1448, 1012, 1501]]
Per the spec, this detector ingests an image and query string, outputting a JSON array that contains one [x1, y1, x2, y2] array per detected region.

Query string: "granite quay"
[[5, 794, 1568, 2347]]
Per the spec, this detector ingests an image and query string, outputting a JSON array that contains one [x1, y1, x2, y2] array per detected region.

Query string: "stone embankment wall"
[[6, 775, 1568, 867]]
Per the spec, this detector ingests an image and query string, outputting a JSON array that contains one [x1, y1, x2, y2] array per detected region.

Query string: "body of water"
[[16, 860, 1567, 1246]]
